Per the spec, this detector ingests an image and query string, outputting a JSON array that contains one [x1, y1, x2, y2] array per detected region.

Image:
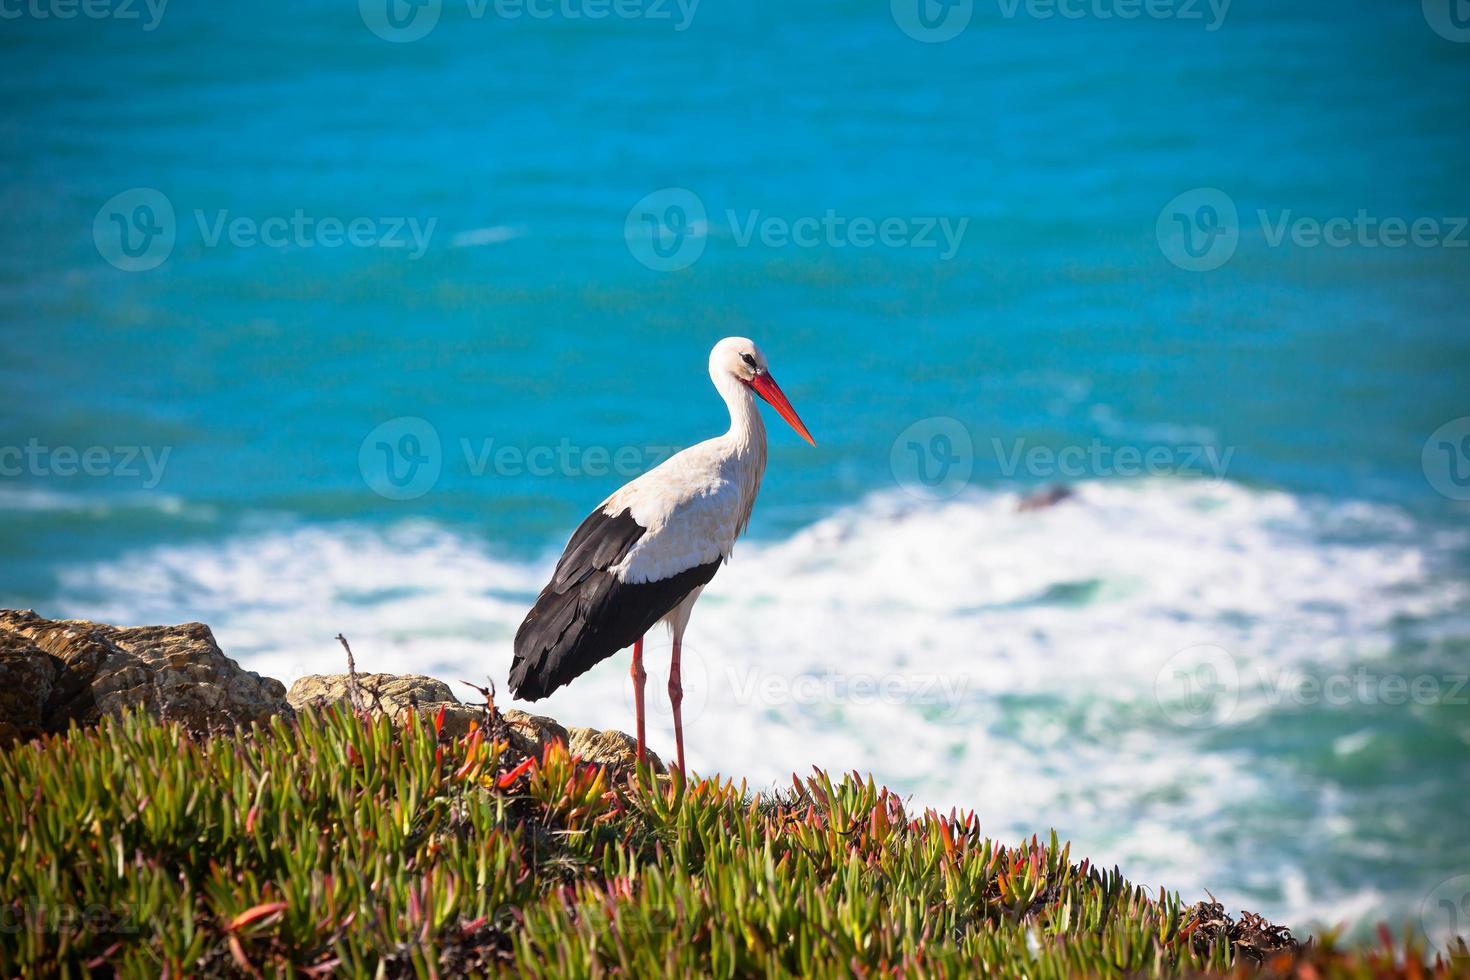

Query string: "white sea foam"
[[48, 479, 1470, 933], [449, 225, 526, 248], [0, 485, 208, 518]]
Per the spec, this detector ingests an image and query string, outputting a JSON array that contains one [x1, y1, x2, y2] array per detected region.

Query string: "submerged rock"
[[0, 609, 291, 742]]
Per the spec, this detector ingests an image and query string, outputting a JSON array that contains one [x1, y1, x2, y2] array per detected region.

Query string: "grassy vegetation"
[[2, 705, 1466, 978]]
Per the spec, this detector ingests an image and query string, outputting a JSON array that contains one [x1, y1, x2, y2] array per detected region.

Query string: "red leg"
[[630, 635, 647, 764], [668, 635, 685, 773]]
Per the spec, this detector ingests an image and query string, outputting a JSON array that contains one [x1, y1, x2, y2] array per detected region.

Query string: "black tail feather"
[[510, 561, 720, 701]]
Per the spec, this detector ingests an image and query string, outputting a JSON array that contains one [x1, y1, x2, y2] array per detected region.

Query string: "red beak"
[[748, 372, 816, 446]]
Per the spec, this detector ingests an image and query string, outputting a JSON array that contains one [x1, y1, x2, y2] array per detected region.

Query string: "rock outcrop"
[[288, 672, 483, 736], [567, 725, 664, 773], [0, 610, 664, 774], [0, 609, 292, 743], [287, 671, 663, 772]]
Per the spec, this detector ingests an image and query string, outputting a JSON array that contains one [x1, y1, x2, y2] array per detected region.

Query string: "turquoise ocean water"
[[2, 0, 1468, 939]]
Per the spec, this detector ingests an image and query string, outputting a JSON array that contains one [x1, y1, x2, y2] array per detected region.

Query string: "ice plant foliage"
[[1, 706, 1466, 977]]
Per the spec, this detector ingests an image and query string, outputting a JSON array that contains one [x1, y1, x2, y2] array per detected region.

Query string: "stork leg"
[[630, 635, 647, 764], [668, 634, 685, 773]]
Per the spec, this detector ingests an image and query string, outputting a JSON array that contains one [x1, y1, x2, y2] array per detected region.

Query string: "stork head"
[[710, 337, 816, 446]]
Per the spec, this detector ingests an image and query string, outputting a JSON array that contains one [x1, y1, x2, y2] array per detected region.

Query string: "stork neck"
[[717, 375, 766, 456]]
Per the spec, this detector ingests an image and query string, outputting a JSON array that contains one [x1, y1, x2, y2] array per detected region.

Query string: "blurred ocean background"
[[2, 0, 1469, 939]]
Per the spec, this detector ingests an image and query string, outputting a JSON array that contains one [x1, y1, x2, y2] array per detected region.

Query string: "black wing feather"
[[509, 507, 720, 701]]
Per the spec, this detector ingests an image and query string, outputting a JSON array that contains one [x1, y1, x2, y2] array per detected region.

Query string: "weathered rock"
[[285, 671, 658, 771], [286, 675, 577, 756], [287, 672, 485, 737], [0, 609, 291, 740], [499, 708, 569, 758], [0, 628, 59, 744], [288, 671, 453, 713], [568, 725, 665, 774], [0, 615, 660, 776]]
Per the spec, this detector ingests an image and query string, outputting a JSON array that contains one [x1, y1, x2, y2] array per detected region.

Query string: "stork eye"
[[740, 353, 757, 368]]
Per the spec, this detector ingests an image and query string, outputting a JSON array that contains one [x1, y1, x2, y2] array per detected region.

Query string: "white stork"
[[508, 337, 815, 772]]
